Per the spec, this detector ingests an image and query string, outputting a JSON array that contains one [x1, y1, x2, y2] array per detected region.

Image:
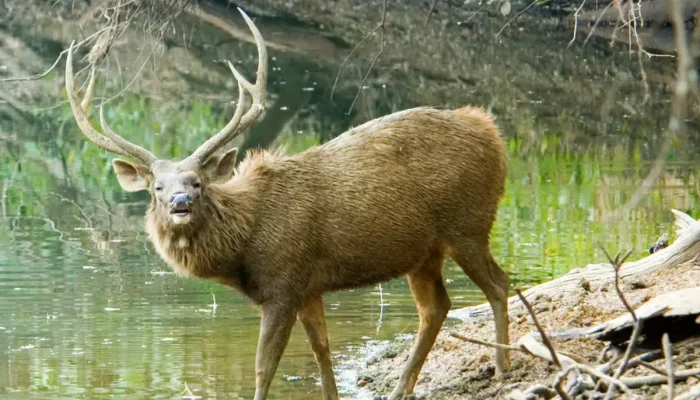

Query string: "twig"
[[638, 360, 669, 376], [663, 333, 674, 399], [636, 44, 651, 104], [554, 363, 629, 396], [52, 192, 93, 228], [515, 290, 573, 399], [515, 289, 562, 369], [598, 243, 641, 399], [210, 293, 218, 314], [567, 0, 587, 49], [453, 332, 588, 366], [0, 26, 110, 83], [598, 243, 636, 320], [495, 0, 537, 39], [515, 290, 585, 400], [330, 0, 388, 111], [180, 381, 201, 399], [1, 52, 64, 83], [621, 369, 700, 389], [626, 349, 664, 370], [450, 332, 521, 352], [518, 334, 588, 366], [94, 37, 160, 108], [604, 319, 644, 399], [346, 0, 388, 115], [376, 283, 385, 333], [346, 37, 383, 115], [424, 0, 439, 27], [610, 0, 630, 47], [582, 2, 613, 48]]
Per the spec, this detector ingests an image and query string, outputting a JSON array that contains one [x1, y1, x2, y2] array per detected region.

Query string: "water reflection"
[[1, 1, 699, 399]]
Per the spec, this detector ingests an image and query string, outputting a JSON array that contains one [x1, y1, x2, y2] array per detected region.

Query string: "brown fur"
[[140, 106, 510, 400], [147, 106, 506, 300]]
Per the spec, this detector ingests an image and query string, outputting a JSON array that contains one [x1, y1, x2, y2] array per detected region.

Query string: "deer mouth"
[[169, 204, 191, 217], [170, 205, 192, 225]]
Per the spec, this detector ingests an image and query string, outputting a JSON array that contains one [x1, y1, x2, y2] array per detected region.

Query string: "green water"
[[1, 2, 699, 399]]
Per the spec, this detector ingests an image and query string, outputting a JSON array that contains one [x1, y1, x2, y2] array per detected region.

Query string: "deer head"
[[65, 8, 267, 227]]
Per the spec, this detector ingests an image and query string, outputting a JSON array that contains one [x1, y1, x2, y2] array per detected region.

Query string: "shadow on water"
[[0, 0, 699, 399]]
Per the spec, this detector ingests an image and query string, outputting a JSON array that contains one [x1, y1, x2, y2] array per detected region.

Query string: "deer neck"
[[145, 183, 259, 281]]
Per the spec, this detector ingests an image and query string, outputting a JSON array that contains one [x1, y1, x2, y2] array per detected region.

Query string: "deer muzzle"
[[169, 193, 192, 224]]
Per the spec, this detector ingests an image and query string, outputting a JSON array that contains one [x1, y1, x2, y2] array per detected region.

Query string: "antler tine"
[[65, 41, 158, 167], [81, 65, 97, 113], [188, 7, 268, 164], [99, 106, 158, 167], [65, 41, 132, 158]]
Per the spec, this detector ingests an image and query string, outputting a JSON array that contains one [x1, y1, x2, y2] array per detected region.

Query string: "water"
[[1, 1, 699, 399]]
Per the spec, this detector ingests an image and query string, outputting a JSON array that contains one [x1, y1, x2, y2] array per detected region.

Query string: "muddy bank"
[[343, 260, 700, 399]]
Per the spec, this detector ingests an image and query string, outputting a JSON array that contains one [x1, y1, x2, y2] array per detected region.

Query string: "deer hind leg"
[[253, 301, 299, 400], [449, 239, 511, 375], [297, 295, 339, 400], [387, 248, 450, 400]]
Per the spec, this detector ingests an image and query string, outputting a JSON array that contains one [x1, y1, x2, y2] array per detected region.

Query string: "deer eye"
[[192, 182, 201, 189], [154, 185, 163, 192]]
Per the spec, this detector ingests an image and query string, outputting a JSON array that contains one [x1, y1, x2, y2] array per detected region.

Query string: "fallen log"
[[448, 209, 700, 321], [548, 287, 700, 351]]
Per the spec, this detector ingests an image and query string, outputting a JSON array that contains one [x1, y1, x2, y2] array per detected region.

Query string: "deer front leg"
[[253, 301, 299, 400], [297, 295, 339, 400]]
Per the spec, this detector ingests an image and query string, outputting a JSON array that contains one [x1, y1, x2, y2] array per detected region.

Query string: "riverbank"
[[343, 250, 700, 399]]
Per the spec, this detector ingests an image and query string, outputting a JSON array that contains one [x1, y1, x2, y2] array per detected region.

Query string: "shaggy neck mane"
[[145, 158, 273, 281]]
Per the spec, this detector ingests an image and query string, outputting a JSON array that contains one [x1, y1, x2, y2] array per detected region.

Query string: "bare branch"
[[662, 333, 674, 399], [424, 0, 439, 27], [346, 37, 383, 116], [567, 0, 587, 49], [330, 0, 388, 115], [453, 332, 588, 366], [604, 319, 644, 399], [515, 289, 562, 369], [0, 26, 110, 83], [554, 363, 629, 396], [496, 0, 537, 39], [622, 368, 700, 389], [598, 243, 637, 320], [638, 360, 668, 376], [582, 2, 613, 48], [450, 332, 521, 352]]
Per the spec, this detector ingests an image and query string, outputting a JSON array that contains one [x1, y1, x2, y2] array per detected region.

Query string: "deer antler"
[[187, 7, 268, 164], [65, 41, 158, 167], [65, 7, 266, 168]]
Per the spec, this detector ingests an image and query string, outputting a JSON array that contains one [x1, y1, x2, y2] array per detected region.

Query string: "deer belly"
[[322, 246, 433, 291]]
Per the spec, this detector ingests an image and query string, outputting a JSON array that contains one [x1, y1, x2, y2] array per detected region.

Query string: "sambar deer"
[[64, 8, 510, 400]]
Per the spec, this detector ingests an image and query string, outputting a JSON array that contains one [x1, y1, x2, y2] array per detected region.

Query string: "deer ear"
[[202, 148, 238, 183], [112, 159, 151, 192]]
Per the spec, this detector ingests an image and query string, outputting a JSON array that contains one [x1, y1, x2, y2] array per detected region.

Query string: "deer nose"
[[170, 192, 190, 205]]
